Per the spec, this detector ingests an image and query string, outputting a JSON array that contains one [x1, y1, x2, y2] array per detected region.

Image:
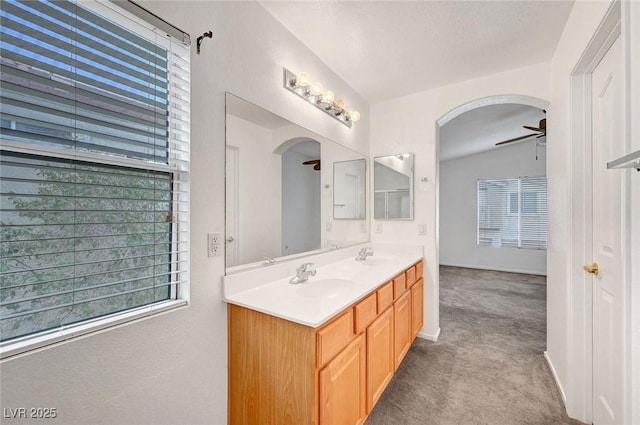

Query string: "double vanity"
[[224, 92, 423, 424], [224, 244, 424, 425]]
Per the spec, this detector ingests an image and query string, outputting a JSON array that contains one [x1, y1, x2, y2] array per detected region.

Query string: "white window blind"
[[477, 177, 547, 250], [0, 0, 190, 346]]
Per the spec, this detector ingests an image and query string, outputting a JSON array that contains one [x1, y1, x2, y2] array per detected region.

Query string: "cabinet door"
[[367, 307, 394, 413], [393, 291, 411, 370], [319, 334, 366, 425], [411, 279, 424, 340]]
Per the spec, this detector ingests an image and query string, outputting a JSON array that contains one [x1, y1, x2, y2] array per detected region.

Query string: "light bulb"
[[351, 111, 361, 122], [321, 90, 335, 103], [296, 72, 310, 87], [334, 99, 344, 109], [310, 82, 323, 96]]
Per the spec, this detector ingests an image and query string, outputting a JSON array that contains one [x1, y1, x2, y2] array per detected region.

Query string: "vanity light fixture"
[[283, 67, 361, 128]]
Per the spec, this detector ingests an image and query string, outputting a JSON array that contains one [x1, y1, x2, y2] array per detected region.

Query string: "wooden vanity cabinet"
[[228, 259, 424, 425], [411, 278, 424, 340], [366, 307, 394, 411], [319, 334, 367, 425], [393, 290, 412, 369]]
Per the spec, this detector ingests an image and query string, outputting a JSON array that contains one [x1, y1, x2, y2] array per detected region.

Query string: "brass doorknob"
[[583, 263, 599, 275]]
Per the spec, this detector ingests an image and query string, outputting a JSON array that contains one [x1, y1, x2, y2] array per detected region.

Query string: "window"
[[0, 0, 190, 354], [477, 177, 547, 249]]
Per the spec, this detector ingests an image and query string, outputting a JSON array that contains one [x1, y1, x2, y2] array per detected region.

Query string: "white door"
[[226, 146, 239, 266], [590, 34, 624, 425]]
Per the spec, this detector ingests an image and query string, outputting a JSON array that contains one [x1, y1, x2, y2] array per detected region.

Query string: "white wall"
[[281, 148, 321, 256], [628, 3, 640, 422], [227, 114, 282, 264], [0, 2, 369, 424], [370, 61, 551, 340], [440, 141, 547, 275]]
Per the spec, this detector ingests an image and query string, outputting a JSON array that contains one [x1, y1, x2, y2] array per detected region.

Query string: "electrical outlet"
[[375, 222, 383, 233], [207, 232, 222, 257]]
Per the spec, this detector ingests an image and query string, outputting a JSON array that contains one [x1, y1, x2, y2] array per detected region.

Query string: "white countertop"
[[223, 244, 423, 328]]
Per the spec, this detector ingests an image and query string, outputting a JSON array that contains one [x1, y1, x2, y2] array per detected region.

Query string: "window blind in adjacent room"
[[0, 0, 191, 346], [477, 177, 547, 250]]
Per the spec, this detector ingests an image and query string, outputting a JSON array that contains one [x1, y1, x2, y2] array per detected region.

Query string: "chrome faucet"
[[262, 256, 277, 266], [355, 247, 374, 261], [289, 262, 317, 284]]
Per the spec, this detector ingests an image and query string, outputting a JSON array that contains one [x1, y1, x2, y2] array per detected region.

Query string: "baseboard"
[[417, 327, 440, 342], [544, 351, 567, 406], [439, 262, 547, 276]]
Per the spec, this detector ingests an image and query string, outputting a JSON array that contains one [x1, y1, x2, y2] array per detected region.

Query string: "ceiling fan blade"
[[495, 133, 538, 146], [523, 126, 543, 132]]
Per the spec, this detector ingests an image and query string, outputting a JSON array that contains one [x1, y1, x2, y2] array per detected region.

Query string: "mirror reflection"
[[374, 153, 414, 220], [225, 93, 368, 271], [333, 159, 366, 219]]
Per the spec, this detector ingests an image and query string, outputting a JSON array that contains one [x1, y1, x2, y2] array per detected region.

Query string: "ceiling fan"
[[303, 159, 321, 170], [495, 117, 547, 146]]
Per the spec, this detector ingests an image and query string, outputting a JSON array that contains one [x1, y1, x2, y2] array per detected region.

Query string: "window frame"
[[476, 176, 547, 250], [0, 0, 190, 359]]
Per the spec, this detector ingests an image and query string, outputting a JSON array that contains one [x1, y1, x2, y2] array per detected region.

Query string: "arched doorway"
[[276, 138, 322, 257], [434, 94, 550, 287]]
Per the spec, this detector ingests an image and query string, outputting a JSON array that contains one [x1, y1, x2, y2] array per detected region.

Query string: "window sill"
[[0, 299, 188, 360]]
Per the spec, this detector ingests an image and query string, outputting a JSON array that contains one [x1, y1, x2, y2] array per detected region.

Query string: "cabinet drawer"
[[377, 281, 393, 313], [317, 309, 355, 368], [354, 292, 378, 334], [416, 260, 424, 280], [393, 273, 407, 299], [405, 266, 416, 289]]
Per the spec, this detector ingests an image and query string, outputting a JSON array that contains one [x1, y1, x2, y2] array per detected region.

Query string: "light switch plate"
[[418, 224, 426, 235]]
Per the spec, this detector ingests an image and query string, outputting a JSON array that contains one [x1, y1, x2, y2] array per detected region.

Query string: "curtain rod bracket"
[[196, 30, 213, 54]]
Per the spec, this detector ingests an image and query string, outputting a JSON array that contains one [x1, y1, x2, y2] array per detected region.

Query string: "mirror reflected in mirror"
[[333, 159, 366, 219], [374, 153, 414, 220], [225, 93, 369, 272]]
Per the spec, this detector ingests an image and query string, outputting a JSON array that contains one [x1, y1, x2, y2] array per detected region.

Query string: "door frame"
[[568, 1, 631, 422]]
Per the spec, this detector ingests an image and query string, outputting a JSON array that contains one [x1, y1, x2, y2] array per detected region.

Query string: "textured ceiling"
[[439, 103, 546, 161], [260, 1, 575, 102]]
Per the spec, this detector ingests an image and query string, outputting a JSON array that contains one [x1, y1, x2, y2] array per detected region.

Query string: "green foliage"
[[1, 154, 173, 341]]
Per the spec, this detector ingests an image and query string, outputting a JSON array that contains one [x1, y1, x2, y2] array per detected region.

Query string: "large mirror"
[[374, 153, 414, 220], [225, 93, 368, 271], [333, 159, 366, 219]]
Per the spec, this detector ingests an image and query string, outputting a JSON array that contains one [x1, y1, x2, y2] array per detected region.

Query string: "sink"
[[296, 278, 355, 298]]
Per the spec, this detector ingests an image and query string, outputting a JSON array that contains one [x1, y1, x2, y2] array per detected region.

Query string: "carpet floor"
[[365, 266, 582, 425]]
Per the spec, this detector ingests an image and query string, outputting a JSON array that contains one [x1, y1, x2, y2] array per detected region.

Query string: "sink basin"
[[296, 278, 355, 298]]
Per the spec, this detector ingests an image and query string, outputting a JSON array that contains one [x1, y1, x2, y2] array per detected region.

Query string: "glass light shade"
[[322, 90, 335, 103], [296, 72, 310, 87], [351, 111, 361, 122], [310, 82, 323, 96], [334, 99, 344, 109], [344, 106, 353, 115]]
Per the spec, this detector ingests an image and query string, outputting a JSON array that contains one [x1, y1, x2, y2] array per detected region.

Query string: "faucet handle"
[[297, 262, 314, 272]]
